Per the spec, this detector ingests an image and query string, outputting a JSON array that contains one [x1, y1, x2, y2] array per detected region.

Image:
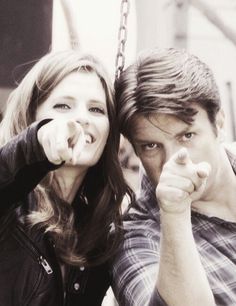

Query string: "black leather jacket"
[[0, 121, 110, 306]]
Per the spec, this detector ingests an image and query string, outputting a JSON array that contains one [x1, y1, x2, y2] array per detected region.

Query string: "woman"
[[0, 50, 132, 306]]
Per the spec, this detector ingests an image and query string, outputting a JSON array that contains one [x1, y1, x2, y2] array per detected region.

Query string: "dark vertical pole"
[[0, 0, 53, 111]]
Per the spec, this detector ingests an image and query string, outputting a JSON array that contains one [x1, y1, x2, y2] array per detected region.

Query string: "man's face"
[[131, 105, 224, 189]]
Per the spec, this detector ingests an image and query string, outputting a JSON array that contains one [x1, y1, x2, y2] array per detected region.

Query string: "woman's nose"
[[75, 106, 90, 126], [76, 116, 89, 126]]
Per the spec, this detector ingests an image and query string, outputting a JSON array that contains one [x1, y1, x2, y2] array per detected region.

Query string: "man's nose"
[[165, 144, 183, 163]]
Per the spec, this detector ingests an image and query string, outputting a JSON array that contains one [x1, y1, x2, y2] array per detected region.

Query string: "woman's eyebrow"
[[89, 98, 107, 105], [51, 96, 75, 101]]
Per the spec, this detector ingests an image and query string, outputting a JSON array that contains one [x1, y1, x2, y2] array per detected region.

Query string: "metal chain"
[[115, 0, 130, 80]]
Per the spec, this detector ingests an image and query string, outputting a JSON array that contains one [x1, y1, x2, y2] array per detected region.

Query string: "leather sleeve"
[[0, 119, 60, 212]]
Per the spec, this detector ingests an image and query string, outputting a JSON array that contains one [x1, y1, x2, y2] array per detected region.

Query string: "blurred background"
[[1, 1, 236, 304]]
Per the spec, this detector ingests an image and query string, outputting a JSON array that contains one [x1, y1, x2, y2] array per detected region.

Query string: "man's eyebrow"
[[134, 127, 192, 143], [132, 137, 158, 144], [175, 126, 192, 137]]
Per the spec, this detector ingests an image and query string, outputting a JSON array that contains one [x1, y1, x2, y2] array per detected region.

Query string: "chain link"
[[115, 0, 130, 80]]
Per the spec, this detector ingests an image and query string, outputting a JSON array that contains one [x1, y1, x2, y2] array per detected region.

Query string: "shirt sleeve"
[[111, 195, 168, 306], [0, 119, 60, 211]]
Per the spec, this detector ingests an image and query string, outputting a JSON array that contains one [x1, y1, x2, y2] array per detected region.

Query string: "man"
[[111, 48, 236, 306]]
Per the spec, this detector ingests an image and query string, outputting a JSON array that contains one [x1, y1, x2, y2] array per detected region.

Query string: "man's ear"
[[216, 108, 225, 129], [215, 108, 225, 139]]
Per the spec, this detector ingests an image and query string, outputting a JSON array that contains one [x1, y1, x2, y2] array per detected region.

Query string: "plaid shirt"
[[111, 150, 236, 306]]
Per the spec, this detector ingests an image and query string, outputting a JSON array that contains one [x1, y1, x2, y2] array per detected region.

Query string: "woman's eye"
[[89, 107, 105, 114], [53, 103, 71, 110], [182, 132, 195, 142]]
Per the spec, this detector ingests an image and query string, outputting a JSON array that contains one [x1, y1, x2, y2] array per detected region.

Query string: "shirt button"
[[74, 283, 80, 291], [80, 266, 85, 271]]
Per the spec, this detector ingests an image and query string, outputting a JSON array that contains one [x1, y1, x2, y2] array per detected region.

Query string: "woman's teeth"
[[85, 134, 93, 144]]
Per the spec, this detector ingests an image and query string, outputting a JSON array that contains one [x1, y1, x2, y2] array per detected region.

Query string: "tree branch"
[[60, 0, 80, 49], [190, 0, 236, 47]]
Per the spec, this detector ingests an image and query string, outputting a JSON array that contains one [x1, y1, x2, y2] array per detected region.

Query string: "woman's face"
[[36, 71, 110, 169]]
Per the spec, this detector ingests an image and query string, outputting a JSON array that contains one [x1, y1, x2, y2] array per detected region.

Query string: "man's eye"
[[89, 107, 105, 114], [182, 132, 194, 142], [53, 103, 71, 110], [141, 143, 159, 151]]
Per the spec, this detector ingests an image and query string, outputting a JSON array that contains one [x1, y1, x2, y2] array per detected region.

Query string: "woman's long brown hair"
[[0, 50, 133, 267]]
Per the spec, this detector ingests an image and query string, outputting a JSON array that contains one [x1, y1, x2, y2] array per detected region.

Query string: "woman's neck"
[[54, 166, 87, 203]]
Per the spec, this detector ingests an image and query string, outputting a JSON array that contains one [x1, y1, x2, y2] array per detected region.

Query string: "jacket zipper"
[[38, 255, 53, 274], [13, 225, 53, 275]]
